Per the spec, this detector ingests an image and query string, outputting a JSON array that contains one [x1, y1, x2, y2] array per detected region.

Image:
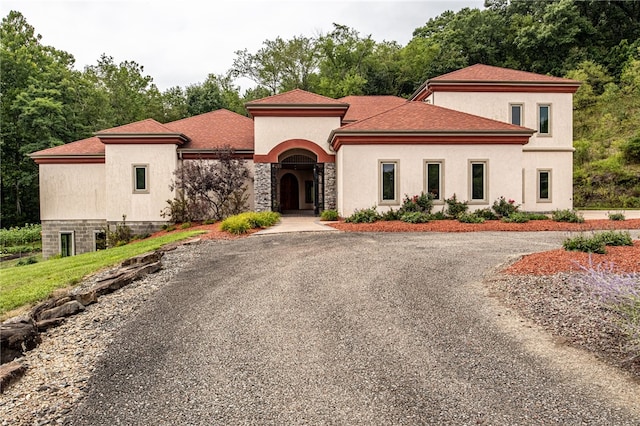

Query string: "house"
[[30, 64, 580, 258]]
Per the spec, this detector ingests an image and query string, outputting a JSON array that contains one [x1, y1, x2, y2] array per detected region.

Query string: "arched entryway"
[[273, 148, 324, 215], [280, 173, 299, 210]]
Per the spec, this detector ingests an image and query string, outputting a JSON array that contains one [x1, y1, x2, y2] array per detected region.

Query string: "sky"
[[1, 0, 485, 92]]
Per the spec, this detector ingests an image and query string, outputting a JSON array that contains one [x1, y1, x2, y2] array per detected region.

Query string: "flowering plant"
[[492, 196, 520, 218]]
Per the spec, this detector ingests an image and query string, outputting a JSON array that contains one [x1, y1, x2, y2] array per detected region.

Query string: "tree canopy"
[[2, 1, 640, 227]]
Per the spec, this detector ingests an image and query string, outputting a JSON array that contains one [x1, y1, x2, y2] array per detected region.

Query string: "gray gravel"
[[61, 231, 640, 425]]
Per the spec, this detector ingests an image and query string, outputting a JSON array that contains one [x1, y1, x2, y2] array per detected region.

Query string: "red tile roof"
[[339, 96, 407, 122], [96, 118, 178, 134], [30, 136, 105, 157], [246, 88, 348, 106], [430, 64, 580, 84], [168, 109, 254, 151], [337, 101, 533, 133]]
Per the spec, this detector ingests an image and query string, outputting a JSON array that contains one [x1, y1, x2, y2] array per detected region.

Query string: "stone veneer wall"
[[41, 220, 107, 259], [254, 163, 272, 212], [41, 220, 166, 259], [324, 162, 336, 211]]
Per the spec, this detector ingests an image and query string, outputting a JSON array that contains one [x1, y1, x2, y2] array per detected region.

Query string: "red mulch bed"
[[146, 222, 258, 242], [328, 219, 640, 275]]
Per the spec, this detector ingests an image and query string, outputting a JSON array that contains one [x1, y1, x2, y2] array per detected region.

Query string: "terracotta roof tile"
[[430, 63, 579, 84], [339, 101, 534, 133], [96, 118, 178, 134], [167, 109, 254, 151], [30, 136, 105, 157], [339, 96, 407, 122], [246, 88, 349, 106]]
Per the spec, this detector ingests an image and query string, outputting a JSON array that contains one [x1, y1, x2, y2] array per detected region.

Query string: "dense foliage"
[[2, 1, 639, 227]]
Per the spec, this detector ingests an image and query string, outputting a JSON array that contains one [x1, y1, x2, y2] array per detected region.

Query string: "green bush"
[[399, 192, 433, 214], [501, 212, 531, 223], [596, 230, 633, 246], [400, 212, 430, 223], [428, 210, 447, 220], [106, 215, 133, 247], [444, 194, 468, 218], [474, 208, 498, 220], [457, 213, 485, 224], [492, 196, 520, 218], [220, 211, 281, 234], [552, 209, 585, 223], [381, 208, 400, 221], [345, 207, 381, 223], [203, 218, 216, 225], [0, 223, 42, 247], [165, 225, 176, 232], [16, 256, 38, 266], [320, 210, 339, 221], [563, 234, 607, 254], [525, 213, 550, 220], [608, 212, 626, 221], [220, 216, 251, 234], [180, 222, 192, 229]]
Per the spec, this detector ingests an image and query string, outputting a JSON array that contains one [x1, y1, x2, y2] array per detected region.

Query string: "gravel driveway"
[[70, 232, 640, 425]]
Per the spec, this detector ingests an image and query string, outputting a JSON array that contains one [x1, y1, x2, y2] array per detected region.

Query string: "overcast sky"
[[2, 0, 484, 92]]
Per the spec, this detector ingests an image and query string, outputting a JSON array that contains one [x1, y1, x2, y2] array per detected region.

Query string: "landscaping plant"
[[444, 194, 468, 218], [608, 212, 626, 221], [345, 207, 381, 223], [552, 209, 585, 223], [492, 196, 519, 218], [320, 210, 339, 221]]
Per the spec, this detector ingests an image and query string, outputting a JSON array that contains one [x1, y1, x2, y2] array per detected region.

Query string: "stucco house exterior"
[[30, 64, 580, 258]]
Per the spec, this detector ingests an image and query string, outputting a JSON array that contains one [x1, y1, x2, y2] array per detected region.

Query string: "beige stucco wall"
[[336, 144, 524, 217], [105, 144, 178, 222], [427, 91, 574, 149], [39, 163, 106, 220], [521, 151, 574, 211], [253, 116, 340, 156]]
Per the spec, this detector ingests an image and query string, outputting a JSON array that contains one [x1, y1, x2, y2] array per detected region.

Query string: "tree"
[[231, 36, 320, 95], [166, 147, 251, 222], [185, 73, 246, 116], [0, 11, 94, 227]]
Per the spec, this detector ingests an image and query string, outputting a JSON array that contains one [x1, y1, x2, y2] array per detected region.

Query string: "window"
[[425, 161, 443, 201], [537, 169, 552, 202], [305, 180, 314, 204], [94, 230, 107, 251], [379, 161, 398, 204], [510, 104, 523, 126], [133, 164, 148, 193], [538, 104, 551, 135], [469, 160, 488, 203], [60, 232, 74, 257]]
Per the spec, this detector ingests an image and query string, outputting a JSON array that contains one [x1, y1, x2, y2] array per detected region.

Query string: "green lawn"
[[0, 231, 203, 317]]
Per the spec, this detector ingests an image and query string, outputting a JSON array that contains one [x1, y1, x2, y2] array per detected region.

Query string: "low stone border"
[[0, 244, 188, 393]]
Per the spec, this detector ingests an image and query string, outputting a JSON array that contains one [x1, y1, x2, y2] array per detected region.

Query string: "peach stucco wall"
[[336, 144, 524, 217], [105, 144, 178, 222], [253, 116, 340, 156], [39, 163, 106, 220]]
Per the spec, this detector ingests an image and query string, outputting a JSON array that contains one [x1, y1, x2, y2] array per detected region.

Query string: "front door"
[[280, 173, 299, 210]]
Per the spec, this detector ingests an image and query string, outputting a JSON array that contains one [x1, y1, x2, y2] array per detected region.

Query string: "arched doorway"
[[280, 173, 299, 211]]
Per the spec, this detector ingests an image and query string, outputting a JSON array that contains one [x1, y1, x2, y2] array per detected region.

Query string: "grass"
[[0, 230, 203, 317]]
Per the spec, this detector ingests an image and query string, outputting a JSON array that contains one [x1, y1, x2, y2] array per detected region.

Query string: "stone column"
[[254, 163, 272, 212], [324, 162, 336, 211]]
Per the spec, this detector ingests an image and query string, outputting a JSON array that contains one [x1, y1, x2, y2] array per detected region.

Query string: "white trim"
[[379, 160, 400, 205]]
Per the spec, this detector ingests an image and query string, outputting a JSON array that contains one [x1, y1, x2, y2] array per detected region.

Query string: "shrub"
[[457, 213, 485, 224], [552, 209, 585, 223], [596, 230, 633, 246], [428, 211, 447, 220], [381, 208, 400, 221], [400, 212, 430, 223], [165, 225, 176, 232], [501, 212, 530, 223], [563, 234, 606, 254], [203, 218, 216, 225], [399, 192, 433, 214], [16, 256, 38, 266], [180, 222, 192, 229], [575, 262, 640, 355], [608, 212, 626, 221], [492, 196, 520, 218], [0, 224, 42, 247], [525, 213, 549, 220], [622, 133, 640, 164], [106, 215, 133, 247], [345, 207, 381, 223], [320, 210, 339, 221], [444, 194, 468, 218], [474, 208, 498, 220], [220, 216, 251, 234]]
